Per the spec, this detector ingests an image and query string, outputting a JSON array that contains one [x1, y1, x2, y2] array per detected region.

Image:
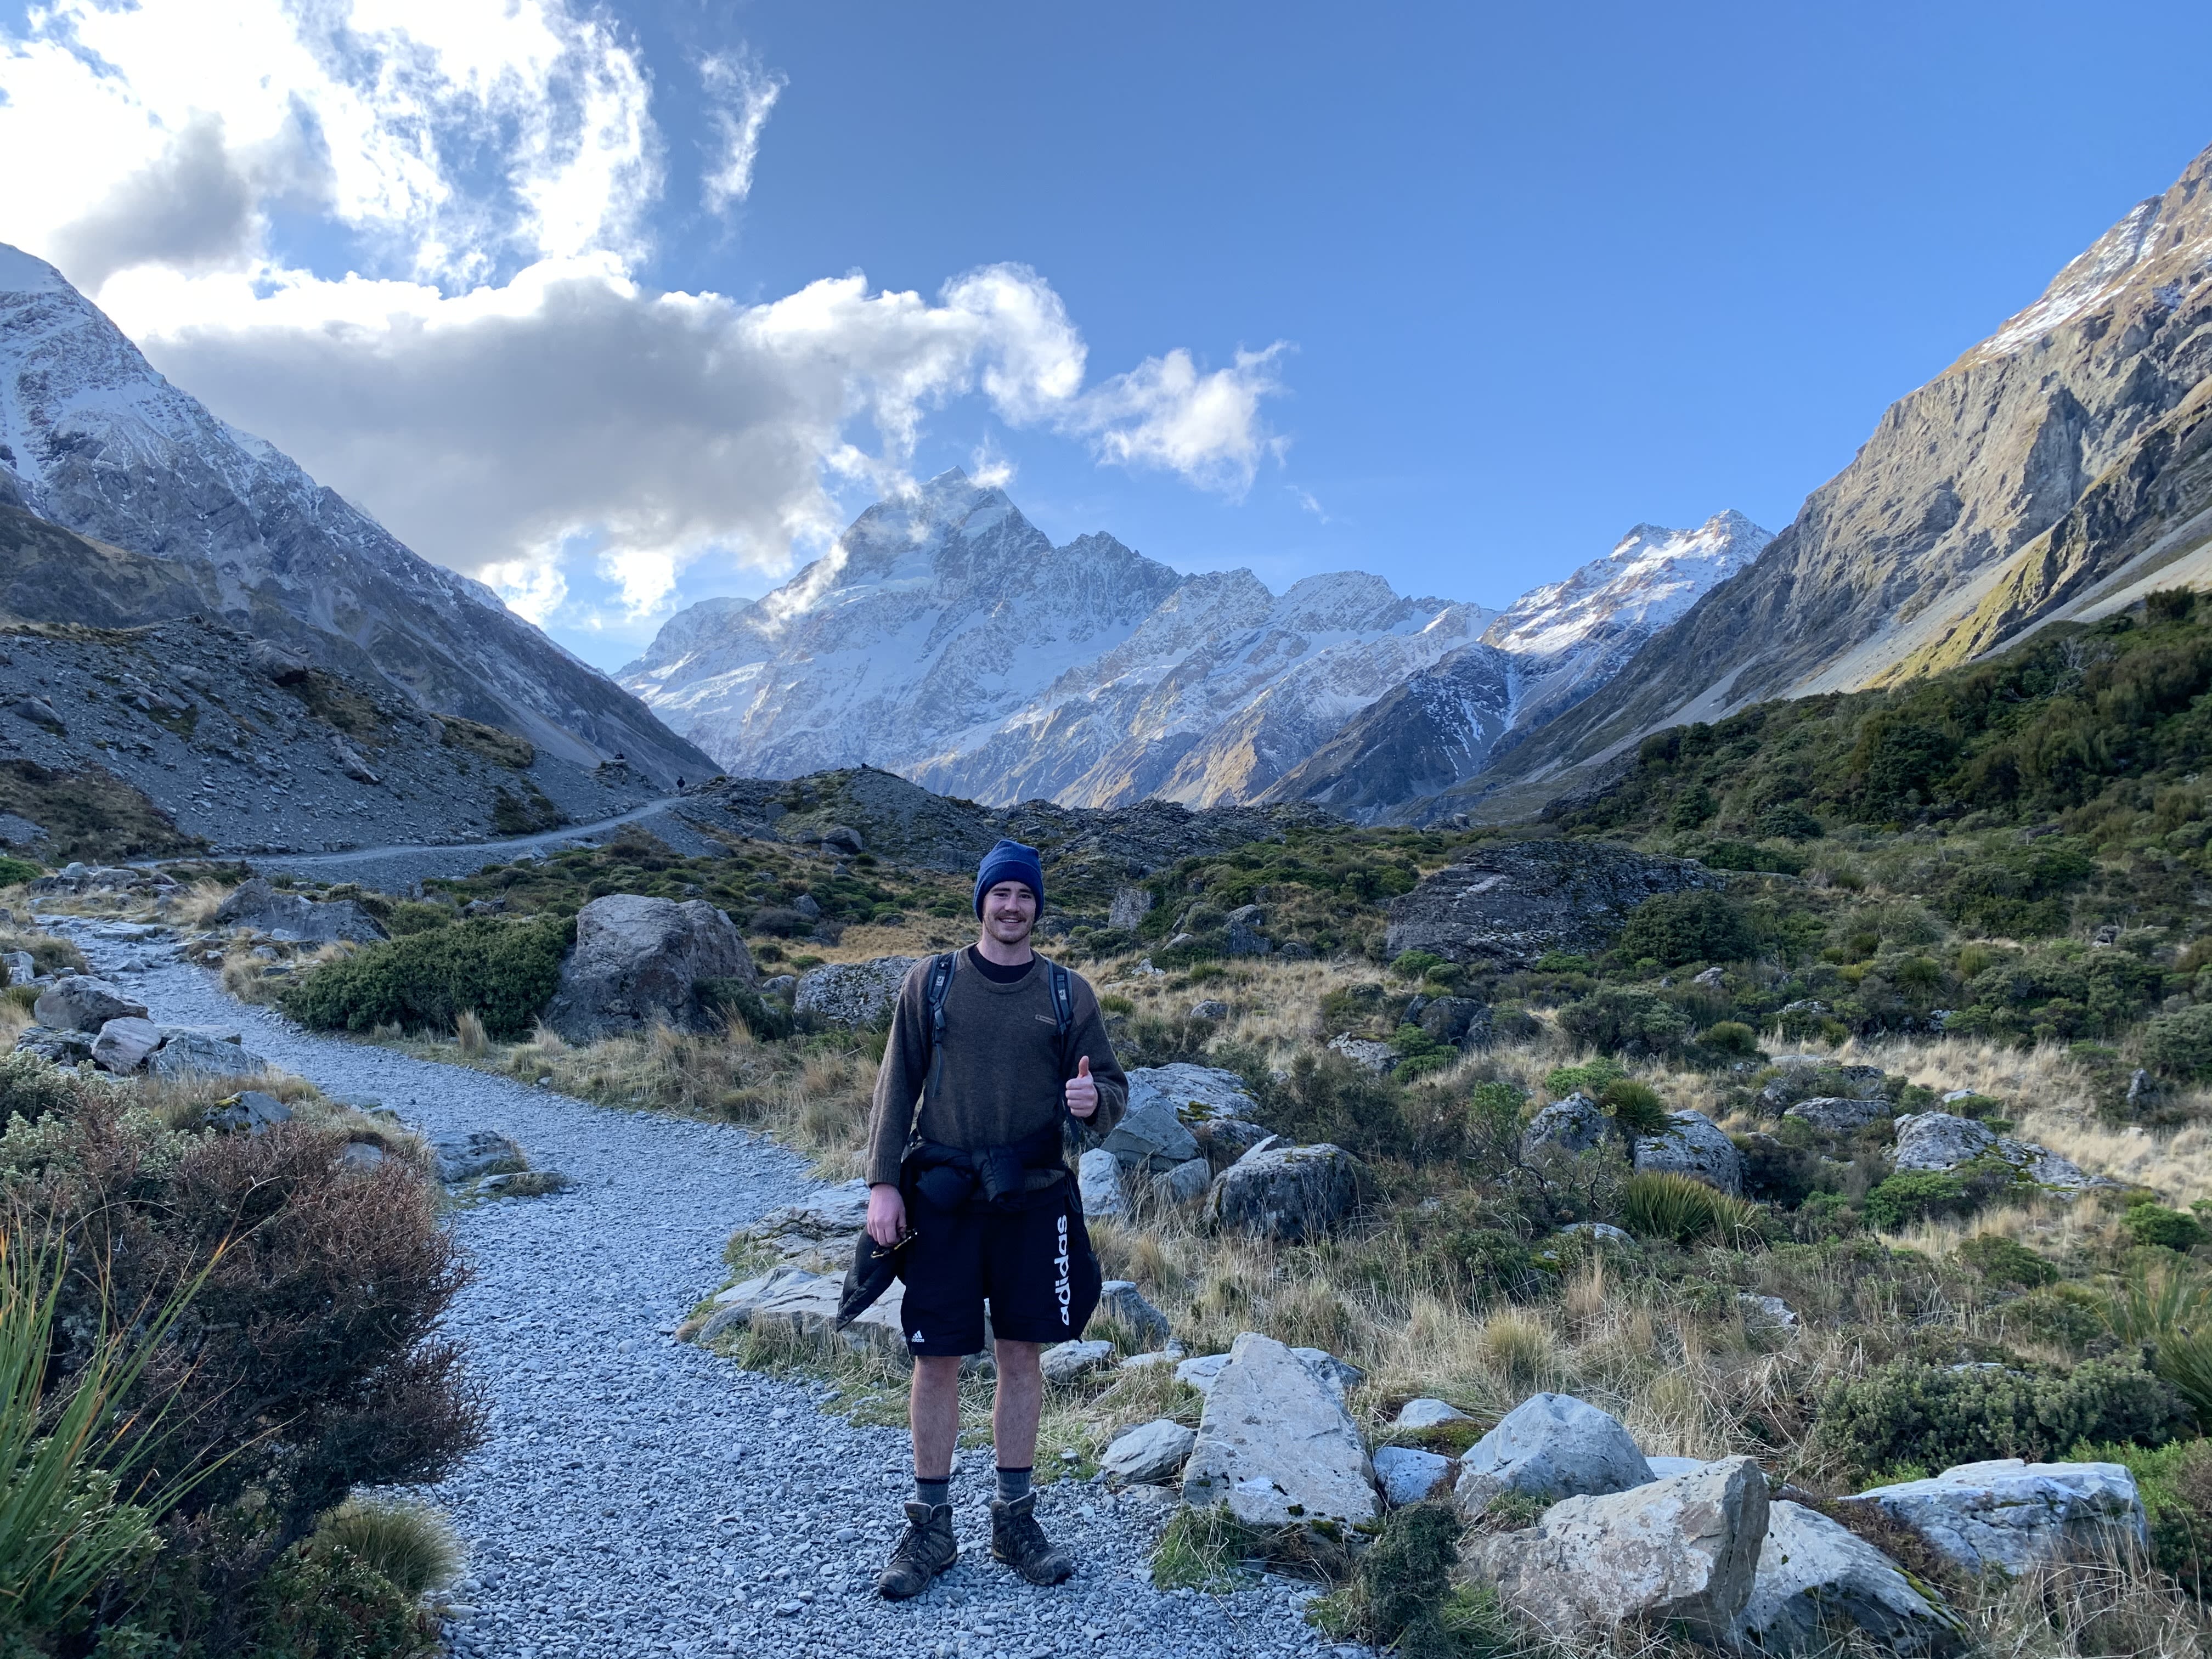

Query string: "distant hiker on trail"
[[857, 838, 1127, 1599]]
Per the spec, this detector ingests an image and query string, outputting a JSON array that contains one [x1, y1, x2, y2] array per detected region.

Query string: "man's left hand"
[[1065, 1054, 1098, 1120]]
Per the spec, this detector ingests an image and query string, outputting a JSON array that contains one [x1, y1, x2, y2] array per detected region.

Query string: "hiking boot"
[[990, 1491, 1074, 1585], [876, 1501, 956, 1599]]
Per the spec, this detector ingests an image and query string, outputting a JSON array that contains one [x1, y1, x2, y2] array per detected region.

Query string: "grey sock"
[[914, 1474, 950, 1510], [996, 1466, 1032, 1504]]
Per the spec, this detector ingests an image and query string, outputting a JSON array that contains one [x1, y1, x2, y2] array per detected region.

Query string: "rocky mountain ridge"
[[625, 475, 1764, 814], [0, 245, 713, 786], [1437, 139, 2212, 820]]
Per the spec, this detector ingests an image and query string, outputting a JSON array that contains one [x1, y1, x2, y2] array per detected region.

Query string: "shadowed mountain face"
[[1435, 141, 2212, 822], [0, 245, 713, 786]]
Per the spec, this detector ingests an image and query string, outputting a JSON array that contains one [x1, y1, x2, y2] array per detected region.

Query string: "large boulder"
[[1466, 1455, 1769, 1644], [1103, 1418, 1197, 1485], [745, 1267, 908, 1362], [1633, 1110, 1745, 1194], [1523, 1093, 1607, 1158], [1077, 1147, 1128, 1217], [543, 894, 754, 1041], [428, 1129, 526, 1183], [1098, 1279, 1171, 1345], [1375, 1446, 1455, 1506], [1782, 1097, 1891, 1134], [146, 1029, 268, 1079], [1205, 1143, 1361, 1241], [33, 976, 148, 1033], [213, 878, 387, 944], [88, 1017, 162, 1074], [1385, 840, 1724, 968], [1102, 1093, 1201, 1172], [1892, 1113, 2096, 1193], [1180, 1333, 1377, 1527], [1412, 995, 1491, 1048], [1735, 1499, 1967, 1656], [13, 1026, 93, 1064], [792, 955, 917, 1028], [1126, 1063, 1260, 1124], [1840, 1459, 2146, 1577], [1454, 1392, 1653, 1517]]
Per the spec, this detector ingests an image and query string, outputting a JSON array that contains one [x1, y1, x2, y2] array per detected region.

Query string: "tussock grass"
[[307, 1499, 462, 1599]]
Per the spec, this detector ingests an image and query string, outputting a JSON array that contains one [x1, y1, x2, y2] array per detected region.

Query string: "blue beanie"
[[974, 838, 1045, 917]]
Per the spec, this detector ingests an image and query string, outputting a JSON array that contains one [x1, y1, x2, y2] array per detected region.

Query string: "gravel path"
[[59, 921, 1344, 1659]]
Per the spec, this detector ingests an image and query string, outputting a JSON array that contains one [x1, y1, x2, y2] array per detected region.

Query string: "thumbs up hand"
[[1065, 1053, 1099, 1119]]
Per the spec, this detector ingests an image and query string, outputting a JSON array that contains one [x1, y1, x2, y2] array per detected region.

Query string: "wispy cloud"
[[1289, 484, 1330, 523], [698, 50, 787, 213]]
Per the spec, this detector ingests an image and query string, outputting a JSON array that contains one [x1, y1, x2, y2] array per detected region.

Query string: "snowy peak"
[[1482, 510, 1771, 659]]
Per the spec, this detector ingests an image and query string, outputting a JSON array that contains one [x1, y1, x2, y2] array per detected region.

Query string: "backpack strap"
[[910, 951, 960, 1150], [1048, 959, 1075, 1049]]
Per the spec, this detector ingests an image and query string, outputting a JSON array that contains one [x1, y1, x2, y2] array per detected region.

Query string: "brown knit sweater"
[[863, 948, 1127, 1187]]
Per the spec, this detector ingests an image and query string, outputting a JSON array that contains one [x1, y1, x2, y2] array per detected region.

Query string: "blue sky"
[[2, 0, 2209, 668]]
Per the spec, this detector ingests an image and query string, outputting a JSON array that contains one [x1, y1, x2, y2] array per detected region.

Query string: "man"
[[861, 837, 1128, 1599]]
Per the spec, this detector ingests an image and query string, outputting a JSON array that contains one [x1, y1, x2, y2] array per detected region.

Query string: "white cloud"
[[0, 0, 1289, 652], [699, 52, 786, 213]]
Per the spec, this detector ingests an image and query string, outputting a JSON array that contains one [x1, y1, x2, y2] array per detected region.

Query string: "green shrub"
[[282, 915, 573, 1039], [1862, 1170, 1969, 1230], [2142, 1005, 2212, 1081], [2001, 1283, 2110, 1356], [699, 977, 795, 1041], [1596, 1079, 1669, 1138], [2127, 1202, 2209, 1252], [307, 1499, 460, 1599], [0, 856, 41, 886], [1755, 804, 1823, 841], [1532, 952, 1592, 973], [1543, 1057, 1627, 1097], [252, 1539, 433, 1658], [2078, 1438, 2212, 1598], [0, 1049, 92, 1124], [1391, 950, 1446, 980], [1957, 1232, 2057, 1286], [1616, 890, 1757, 968], [383, 901, 456, 936], [1620, 1170, 1757, 1246], [2152, 1327, 2212, 1426], [1268, 1051, 1417, 1163], [1556, 988, 1691, 1057], [1815, 1358, 2189, 1479], [1308, 1502, 1460, 1655], [1699, 1020, 1760, 1058]]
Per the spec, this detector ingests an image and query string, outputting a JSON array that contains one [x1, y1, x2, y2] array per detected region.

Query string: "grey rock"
[[214, 878, 387, 944], [1159, 1155, 1212, 1204], [1126, 1062, 1260, 1124], [1739, 1294, 1799, 1330], [818, 825, 864, 855], [1691, 965, 1726, 989], [1327, 1034, 1397, 1074], [1469, 1456, 1768, 1643], [1385, 840, 1724, 968], [1557, 1221, 1636, 1247], [2, 951, 32, 987], [1205, 1142, 1361, 1241], [544, 894, 754, 1041], [13, 1024, 93, 1064], [1108, 887, 1155, 931], [1784, 1096, 1891, 1133], [1293, 1348, 1364, 1397], [1097, 1280, 1171, 1346], [1181, 1333, 1377, 1527], [10, 696, 63, 731], [1736, 1499, 1967, 1656], [430, 1129, 526, 1183], [1842, 1459, 2146, 1577], [1633, 1109, 1744, 1194], [696, 1265, 816, 1341], [146, 1030, 268, 1078], [791, 893, 824, 921], [33, 975, 149, 1032], [1101, 1418, 1195, 1485], [249, 639, 313, 683], [1102, 1093, 1201, 1172], [0, 815, 43, 847], [336, 1142, 390, 1175], [1645, 1457, 1712, 1480], [1175, 1352, 1232, 1395], [740, 1181, 873, 1267], [1892, 1112, 1995, 1171], [1394, 1398, 1474, 1430], [746, 1267, 907, 1362], [1041, 1339, 1115, 1385], [792, 955, 917, 1029], [1758, 1059, 1888, 1113], [89, 1015, 161, 1073], [1077, 1148, 1128, 1217], [330, 735, 379, 785], [1375, 1445, 1455, 1506], [1224, 904, 1271, 956], [1190, 1114, 1274, 1163], [1454, 1392, 1654, 1518], [1416, 995, 1491, 1048], [206, 1090, 292, 1133], [1523, 1092, 1606, 1158], [1188, 998, 1229, 1021], [760, 973, 797, 998]]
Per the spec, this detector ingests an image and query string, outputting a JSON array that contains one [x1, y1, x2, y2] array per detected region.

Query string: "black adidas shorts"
[[898, 1186, 1091, 1357]]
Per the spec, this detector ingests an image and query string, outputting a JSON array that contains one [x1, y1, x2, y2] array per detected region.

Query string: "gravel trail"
[[60, 921, 1342, 1659]]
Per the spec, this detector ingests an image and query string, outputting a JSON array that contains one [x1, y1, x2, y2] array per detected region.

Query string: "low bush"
[[1958, 1233, 2057, 1287], [1863, 1170, 1970, 1230], [282, 915, 574, 1039], [1699, 1019, 1760, 1058], [1267, 1052, 1418, 1163], [2142, 1005, 2212, 1081], [1618, 1171, 1757, 1246], [307, 1499, 460, 1599], [1815, 1358, 2190, 1479], [1309, 1501, 1462, 1656], [1556, 988, 1691, 1057], [1615, 890, 1757, 968], [699, 977, 795, 1041], [2127, 1201, 2209, 1252]]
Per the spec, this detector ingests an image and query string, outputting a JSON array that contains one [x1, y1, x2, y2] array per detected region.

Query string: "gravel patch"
[[57, 919, 1345, 1659]]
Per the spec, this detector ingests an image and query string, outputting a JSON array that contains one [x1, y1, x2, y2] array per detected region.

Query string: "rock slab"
[[1735, 1499, 1967, 1657], [1633, 1109, 1745, 1194], [1468, 1455, 1769, 1643], [1454, 1392, 1652, 1517], [1386, 840, 1723, 968], [1374, 1446, 1454, 1506], [1205, 1143, 1360, 1242], [214, 877, 388, 944], [33, 975, 148, 1032], [544, 894, 754, 1042], [793, 955, 918, 1028], [1842, 1459, 2146, 1577], [1180, 1333, 1376, 1527], [1103, 1419, 1195, 1485]]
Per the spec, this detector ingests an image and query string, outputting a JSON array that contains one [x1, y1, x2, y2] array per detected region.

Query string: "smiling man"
[[862, 837, 1128, 1598]]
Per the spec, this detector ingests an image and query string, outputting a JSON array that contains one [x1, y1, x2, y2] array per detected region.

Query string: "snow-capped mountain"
[[622, 469, 1489, 807], [0, 245, 710, 783], [625, 475, 1763, 815], [1262, 512, 1772, 820]]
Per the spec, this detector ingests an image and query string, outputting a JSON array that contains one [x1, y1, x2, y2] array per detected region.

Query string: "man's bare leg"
[[990, 1339, 1043, 1471], [910, 1354, 962, 1479]]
